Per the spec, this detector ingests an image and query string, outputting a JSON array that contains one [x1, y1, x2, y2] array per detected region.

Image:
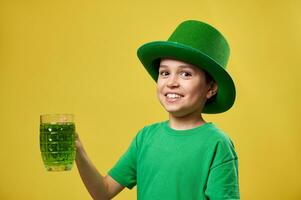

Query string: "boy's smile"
[[156, 58, 216, 119]]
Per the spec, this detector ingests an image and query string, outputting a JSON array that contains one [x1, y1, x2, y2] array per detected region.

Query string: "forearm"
[[75, 147, 109, 200]]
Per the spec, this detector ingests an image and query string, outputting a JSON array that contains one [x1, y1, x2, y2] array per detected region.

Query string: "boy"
[[75, 20, 240, 200]]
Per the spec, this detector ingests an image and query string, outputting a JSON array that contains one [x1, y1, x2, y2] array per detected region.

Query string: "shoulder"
[[133, 121, 165, 144], [136, 120, 165, 134], [202, 123, 234, 145], [206, 123, 238, 162]]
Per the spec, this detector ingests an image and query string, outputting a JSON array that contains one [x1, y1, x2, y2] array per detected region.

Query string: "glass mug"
[[40, 114, 76, 171]]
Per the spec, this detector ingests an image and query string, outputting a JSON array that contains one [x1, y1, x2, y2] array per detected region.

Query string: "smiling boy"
[[75, 20, 240, 200], [157, 58, 218, 129]]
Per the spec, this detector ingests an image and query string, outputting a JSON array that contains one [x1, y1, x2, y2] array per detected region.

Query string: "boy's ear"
[[206, 82, 218, 99]]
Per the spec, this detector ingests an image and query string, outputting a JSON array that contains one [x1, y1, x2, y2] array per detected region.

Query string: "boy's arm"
[[104, 175, 125, 198], [75, 133, 125, 199]]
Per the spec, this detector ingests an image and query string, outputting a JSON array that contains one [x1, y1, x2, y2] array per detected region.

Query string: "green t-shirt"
[[108, 120, 240, 200]]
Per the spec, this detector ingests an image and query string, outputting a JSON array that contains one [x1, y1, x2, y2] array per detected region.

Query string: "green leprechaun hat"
[[137, 20, 236, 114]]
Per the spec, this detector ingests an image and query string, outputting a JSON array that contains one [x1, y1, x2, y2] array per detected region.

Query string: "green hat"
[[137, 20, 236, 114]]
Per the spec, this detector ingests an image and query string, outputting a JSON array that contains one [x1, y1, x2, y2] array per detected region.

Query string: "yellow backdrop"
[[0, 0, 300, 199]]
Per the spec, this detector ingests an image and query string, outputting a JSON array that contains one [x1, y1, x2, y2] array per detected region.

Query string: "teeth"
[[167, 93, 181, 98]]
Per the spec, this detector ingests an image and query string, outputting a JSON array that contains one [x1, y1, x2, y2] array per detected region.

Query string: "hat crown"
[[168, 20, 230, 68]]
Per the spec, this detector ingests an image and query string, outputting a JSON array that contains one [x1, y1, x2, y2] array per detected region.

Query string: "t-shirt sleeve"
[[205, 137, 240, 200], [107, 130, 141, 189]]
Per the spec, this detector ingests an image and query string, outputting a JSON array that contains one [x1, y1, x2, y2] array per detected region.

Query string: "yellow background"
[[0, 0, 300, 199]]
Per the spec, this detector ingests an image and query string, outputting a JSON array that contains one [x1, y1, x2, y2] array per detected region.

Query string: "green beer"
[[40, 114, 76, 171]]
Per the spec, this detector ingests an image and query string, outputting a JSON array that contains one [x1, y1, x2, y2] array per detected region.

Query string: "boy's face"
[[156, 58, 217, 117]]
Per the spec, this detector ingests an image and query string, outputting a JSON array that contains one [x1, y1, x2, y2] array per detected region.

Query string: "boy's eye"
[[181, 72, 192, 77], [159, 71, 169, 76], [159, 71, 192, 77]]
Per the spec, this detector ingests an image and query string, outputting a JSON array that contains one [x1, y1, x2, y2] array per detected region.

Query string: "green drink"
[[40, 114, 76, 171]]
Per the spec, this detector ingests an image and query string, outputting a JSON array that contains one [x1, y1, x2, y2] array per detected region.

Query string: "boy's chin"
[[166, 109, 188, 118], [165, 106, 202, 118]]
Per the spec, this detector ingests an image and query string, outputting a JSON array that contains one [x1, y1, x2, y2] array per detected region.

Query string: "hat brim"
[[137, 41, 236, 114]]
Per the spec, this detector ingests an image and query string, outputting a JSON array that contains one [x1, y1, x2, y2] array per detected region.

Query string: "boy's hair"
[[203, 70, 217, 104], [203, 69, 214, 84]]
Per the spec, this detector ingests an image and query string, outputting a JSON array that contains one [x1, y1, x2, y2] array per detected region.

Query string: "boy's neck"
[[168, 113, 207, 130]]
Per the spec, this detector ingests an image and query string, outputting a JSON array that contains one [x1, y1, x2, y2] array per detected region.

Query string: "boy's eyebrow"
[[159, 64, 196, 71]]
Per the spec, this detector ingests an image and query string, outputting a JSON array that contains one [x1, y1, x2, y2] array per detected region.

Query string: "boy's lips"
[[165, 97, 181, 103], [164, 92, 184, 103], [164, 92, 184, 97]]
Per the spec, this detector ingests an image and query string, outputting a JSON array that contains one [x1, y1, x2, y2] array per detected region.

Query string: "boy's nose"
[[167, 75, 179, 87]]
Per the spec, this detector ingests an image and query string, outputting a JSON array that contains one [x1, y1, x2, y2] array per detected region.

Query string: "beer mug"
[[40, 114, 76, 171]]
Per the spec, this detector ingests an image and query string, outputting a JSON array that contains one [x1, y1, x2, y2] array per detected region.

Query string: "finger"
[[75, 132, 79, 139]]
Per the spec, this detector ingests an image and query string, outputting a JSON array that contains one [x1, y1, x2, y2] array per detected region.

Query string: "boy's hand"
[[74, 132, 125, 199], [75, 132, 81, 149], [75, 132, 86, 157]]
